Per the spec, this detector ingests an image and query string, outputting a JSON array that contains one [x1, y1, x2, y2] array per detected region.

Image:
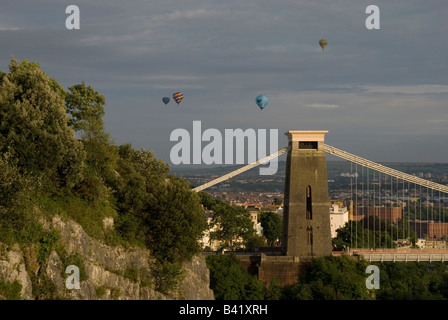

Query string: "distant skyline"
[[1, 0, 447, 166]]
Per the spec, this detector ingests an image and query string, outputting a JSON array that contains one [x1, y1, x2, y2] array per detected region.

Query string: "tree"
[[0, 153, 40, 245], [198, 191, 217, 210], [0, 58, 85, 188], [206, 254, 265, 300], [210, 203, 256, 251], [333, 215, 416, 250], [145, 176, 208, 264], [65, 81, 106, 141], [260, 211, 282, 246], [284, 256, 374, 300], [112, 144, 205, 264], [64, 81, 119, 201], [377, 262, 448, 300]]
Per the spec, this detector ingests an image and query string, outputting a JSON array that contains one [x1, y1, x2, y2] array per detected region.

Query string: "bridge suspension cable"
[[191, 142, 447, 256], [193, 144, 448, 193], [193, 147, 289, 192], [324, 144, 448, 194]]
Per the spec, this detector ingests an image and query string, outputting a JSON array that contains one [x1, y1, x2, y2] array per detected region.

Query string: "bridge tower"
[[281, 131, 332, 258]]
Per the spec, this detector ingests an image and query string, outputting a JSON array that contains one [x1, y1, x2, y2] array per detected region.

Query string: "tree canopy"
[[0, 58, 208, 295], [260, 211, 282, 246], [0, 59, 85, 188]]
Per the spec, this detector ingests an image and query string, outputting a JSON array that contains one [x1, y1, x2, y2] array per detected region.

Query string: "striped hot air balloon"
[[173, 92, 184, 105]]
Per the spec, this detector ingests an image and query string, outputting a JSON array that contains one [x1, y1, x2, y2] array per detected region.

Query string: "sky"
[[1, 0, 447, 168]]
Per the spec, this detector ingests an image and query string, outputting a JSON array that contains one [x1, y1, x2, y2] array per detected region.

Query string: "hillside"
[[0, 58, 211, 300], [0, 215, 213, 300]]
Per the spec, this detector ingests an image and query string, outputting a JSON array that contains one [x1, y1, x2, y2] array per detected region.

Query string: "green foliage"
[[0, 279, 22, 300], [206, 254, 266, 300], [283, 258, 448, 300], [280, 256, 374, 300], [145, 176, 208, 263], [59, 252, 87, 282], [198, 191, 217, 210], [95, 285, 121, 299], [244, 233, 267, 251], [0, 154, 42, 245], [297, 256, 373, 300], [95, 286, 107, 298], [65, 81, 106, 140], [0, 58, 85, 188], [376, 262, 448, 300], [334, 215, 417, 249], [112, 144, 206, 264], [264, 279, 282, 300], [404, 205, 448, 223], [39, 194, 117, 244], [207, 254, 448, 301], [0, 57, 211, 299], [123, 265, 152, 287], [210, 203, 256, 251], [30, 272, 60, 300], [151, 261, 185, 295], [37, 230, 61, 266], [260, 211, 282, 246], [199, 192, 264, 251], [65, 81, 118, 206]]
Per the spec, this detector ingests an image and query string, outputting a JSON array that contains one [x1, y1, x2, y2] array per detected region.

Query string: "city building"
[[355, 206, 402, 223], [329, 201, 349, 238], [199, 203, 265, 251], [244, 205, 263, 237], [199, 207, 221, 251], [410, 220, 448, 241]]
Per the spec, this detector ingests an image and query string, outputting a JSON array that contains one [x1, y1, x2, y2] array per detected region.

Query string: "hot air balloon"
[[173, 92, 184, 105], [319, 39, 328, 50], [255, 95, 268, 111], [162, 97, 170, 105]]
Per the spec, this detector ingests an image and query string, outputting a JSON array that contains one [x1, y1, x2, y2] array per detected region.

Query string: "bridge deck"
[[344, 249, 448, 262]]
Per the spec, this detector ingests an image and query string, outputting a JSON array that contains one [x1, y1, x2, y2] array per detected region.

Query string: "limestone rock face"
[[180, 255, 215, 300], [0, 244, 33, 300], [0, 216, 214, 300]]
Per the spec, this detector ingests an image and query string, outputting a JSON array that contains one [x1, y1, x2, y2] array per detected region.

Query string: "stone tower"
[[281, 131, 332, 258]]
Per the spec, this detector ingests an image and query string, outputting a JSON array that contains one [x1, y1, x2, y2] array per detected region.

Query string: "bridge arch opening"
[[306, 185, 313, 220]]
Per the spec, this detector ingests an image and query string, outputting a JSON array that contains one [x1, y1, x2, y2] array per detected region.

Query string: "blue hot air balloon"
[[255, 95, 268, 111], [162, 97, 170, 105]]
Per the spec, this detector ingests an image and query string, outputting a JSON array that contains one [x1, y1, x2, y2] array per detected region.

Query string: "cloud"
[[363, 85, 448, 95], [304, 103, 339, 109], [318, 84, 448, 95], [1, 0, 447, 162], [0, 27, 20, 31], [152, 8, 216, 22], [254, 45, 289, 53]]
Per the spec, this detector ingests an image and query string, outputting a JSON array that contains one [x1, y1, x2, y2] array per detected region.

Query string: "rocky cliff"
[[0, 215, 214, 300]]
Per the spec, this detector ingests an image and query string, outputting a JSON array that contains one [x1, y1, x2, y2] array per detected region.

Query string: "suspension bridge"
[[193, 132, 448, 263]]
